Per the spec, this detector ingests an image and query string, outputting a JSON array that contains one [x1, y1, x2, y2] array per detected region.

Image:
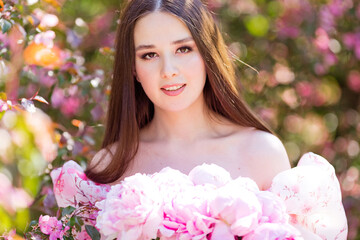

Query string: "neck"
[[142, 96, 221, 143]]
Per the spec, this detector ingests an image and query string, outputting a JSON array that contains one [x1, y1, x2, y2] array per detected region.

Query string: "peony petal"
[[211, 221, 235, 240]]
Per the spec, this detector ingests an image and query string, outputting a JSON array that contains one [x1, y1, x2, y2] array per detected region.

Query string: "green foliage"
[[244, 15, 269, 37], [0, 19, 12, 33], [85, 225, 100, 240]]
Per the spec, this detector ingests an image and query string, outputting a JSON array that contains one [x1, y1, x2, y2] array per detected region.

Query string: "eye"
[[177, 46, 192, 54], [141, 52, 158, 60]]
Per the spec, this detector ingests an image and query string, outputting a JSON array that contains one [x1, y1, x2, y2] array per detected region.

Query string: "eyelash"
[[140, 46, 193, 60]]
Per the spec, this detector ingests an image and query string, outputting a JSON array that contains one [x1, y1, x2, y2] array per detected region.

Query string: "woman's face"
[[134, 11, 207, 112]]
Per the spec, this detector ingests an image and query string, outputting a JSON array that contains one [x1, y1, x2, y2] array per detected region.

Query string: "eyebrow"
[[135, 37, 194, 52]]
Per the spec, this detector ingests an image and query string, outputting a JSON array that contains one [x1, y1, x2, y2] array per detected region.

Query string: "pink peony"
[[96, 173, 163, 240], [151, 167, 194, 203], [209, 221, 235, 240], [270, 153, 348, 239], [189, 163, 232, 187], [209, 177, 262, 237], [256, 191, 289, 224], [242, 223, 303, 240], [50, 160, 110, 208], [160, 184, 216, 240]]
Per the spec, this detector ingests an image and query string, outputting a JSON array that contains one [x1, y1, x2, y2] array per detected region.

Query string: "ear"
[[133, 70, 140, 82]]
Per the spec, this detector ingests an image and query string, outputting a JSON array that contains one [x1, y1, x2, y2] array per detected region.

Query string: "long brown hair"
[[85, 0, 272, 184]]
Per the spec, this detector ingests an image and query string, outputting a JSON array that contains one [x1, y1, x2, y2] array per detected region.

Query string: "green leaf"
[[15, 208, 30, 231], [62, 206, 76, 217], [73, 216, 83, 232], [0, 92, 7, 101], [0, 207, 12, 232], [244, 15, 269, 37], [0, 19, 12, 34], [85, 225, 101, 240]]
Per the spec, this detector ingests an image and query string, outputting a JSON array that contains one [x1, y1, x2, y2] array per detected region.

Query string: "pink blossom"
[[72, 226, 92, 240], [275, 0, 312, 39], [24, 109, 58, 162], [51, 88, 65, 108], [96, 173, 163, 240], [34, 31, 56, 48], [296, 81, 313, 98], [33, 9, 59, 28], [209, 221, 234, 240], [160, 184, 216, 240], [50, 160, 110, 208], [0, 173, 33, 214], [324, 52, 338, 66], [152, 168, 214, 239], [189, 163, 232, 187], [347, 71, 360, 92], [209, 177, 261, 237], [242, 223, 302, 240], [41, 14, 59, 28], [38, 215, 69, 240], [328, 0, 348, 17], [342, 32, 360, 59], [343, 33, 356, 48], [314, 28, 329, 51], [314, 63, 327, 75], [39, 215, 61, 234], [256, 191, 289, 224], [270, 153, 348, 239], [0, 99, 9, 112], [319, 7, 335, 31], [38, 69, 57, 87], [60, 96, 81, 116], [151, 167, 193, 203]]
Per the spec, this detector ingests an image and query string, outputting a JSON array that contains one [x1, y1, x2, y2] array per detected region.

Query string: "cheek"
[[182, 54, 206, 81], [135, 60, 156, 84]]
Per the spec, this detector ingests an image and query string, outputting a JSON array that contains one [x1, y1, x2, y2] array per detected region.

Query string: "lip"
[[161, 83, 186, 89], [160, 84, 186, 96]]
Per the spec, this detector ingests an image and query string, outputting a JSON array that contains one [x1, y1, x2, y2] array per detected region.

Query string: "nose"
[[160, 55, 179, 79]]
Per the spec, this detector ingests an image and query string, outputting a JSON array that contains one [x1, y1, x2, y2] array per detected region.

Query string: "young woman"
[[51, 0, 347, 238], [84, 0, 291, 190]]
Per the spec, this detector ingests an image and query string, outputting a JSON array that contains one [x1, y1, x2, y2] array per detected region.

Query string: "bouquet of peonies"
[[95, 164, 302, 240], [26, 153, 348, 240]]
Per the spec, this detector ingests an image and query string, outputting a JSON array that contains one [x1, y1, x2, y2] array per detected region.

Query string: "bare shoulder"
[[88, 143, 117, 173], [236, 128, 291, 190]]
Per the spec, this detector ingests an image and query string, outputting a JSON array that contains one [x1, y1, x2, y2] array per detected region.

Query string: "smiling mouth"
[[161, 84, 186, 91]]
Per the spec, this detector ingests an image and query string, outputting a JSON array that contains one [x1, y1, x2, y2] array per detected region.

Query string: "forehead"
[[134, 11, 192, 46]]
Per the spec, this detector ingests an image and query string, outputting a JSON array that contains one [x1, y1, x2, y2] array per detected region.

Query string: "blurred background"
[[0, 0, 359, 238]]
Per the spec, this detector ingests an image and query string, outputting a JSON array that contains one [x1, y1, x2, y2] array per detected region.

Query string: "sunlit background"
[[0, 0, 359, 238]]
